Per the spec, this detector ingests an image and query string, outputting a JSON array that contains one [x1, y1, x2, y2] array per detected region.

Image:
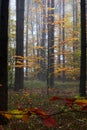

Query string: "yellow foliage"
[[75, 99, 87, 104], [47, 8, 55, 11], [10, 109, 26, 119], [35, 46, 44, 50]]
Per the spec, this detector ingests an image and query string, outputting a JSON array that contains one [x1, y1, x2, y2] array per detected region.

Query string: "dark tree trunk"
[[79, 0, 86, 97], [14, 0, 25, 91], [25, 0, 29, 78], [0, 0, 9, 110], [47, 0, 54, 87]]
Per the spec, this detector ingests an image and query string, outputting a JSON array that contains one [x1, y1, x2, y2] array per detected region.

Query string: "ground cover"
[[1, 81, 87, 130]]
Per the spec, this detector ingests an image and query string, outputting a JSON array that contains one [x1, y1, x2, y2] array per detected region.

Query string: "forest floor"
[[2, 81, 87, 130]]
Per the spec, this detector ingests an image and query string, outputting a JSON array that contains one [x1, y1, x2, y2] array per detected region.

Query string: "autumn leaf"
[[2, 113, 12, 120], [10, 109, 25, 119], [75, 99, 87, 104], [49, 96, 63, 101], [64, 98, 76, 103], [64, 98, 76, 109], [34, 108, 48, 117], [42, 116, 56, 127], [22, 114, 30, 122], [75, 99, 87, 110], [28, 108, 46, 116]]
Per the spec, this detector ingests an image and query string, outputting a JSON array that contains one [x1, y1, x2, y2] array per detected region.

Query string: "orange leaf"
[[29, 108, 48, 117], [42, 117, 56, 127], [22, 114, 29, 122], [35, 108, 48, 117], [3, 113, 12, 119], [22, 111, 32, 122]]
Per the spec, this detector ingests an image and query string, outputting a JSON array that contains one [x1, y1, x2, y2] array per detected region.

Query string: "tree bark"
[[62, 0, 66, 82], [25, 0, 29, 78], [47, 0, 54, 87], [39, 0, 46, 81], [14, 0, 25, 91], [79, 0, 86, 97], [0, 0, 9, 110]]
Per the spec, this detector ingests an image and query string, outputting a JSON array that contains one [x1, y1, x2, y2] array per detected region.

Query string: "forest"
[[0, 0, 87, 129]]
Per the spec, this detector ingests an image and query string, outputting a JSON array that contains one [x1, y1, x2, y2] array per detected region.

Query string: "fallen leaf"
[[49, 96, 62, 101], [42, 116, 56, 127]]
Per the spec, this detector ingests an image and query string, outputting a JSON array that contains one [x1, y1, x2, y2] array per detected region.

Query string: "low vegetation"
[[0, 81, 86, 130]]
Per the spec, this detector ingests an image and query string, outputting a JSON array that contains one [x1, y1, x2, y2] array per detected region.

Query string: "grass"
[[2, 80, 87, 130], [24, 80, 47, 88]]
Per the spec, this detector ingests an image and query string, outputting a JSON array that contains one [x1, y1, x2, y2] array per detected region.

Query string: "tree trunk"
[[57, 0, 62, 80], [0, 0, 9, 110], [62, 0, 66, 82], [14, 0, 25, 91], [73, 0, 78, 68], [25, 0, 29, 78], [79, 0, 86, 97], [39, 0, 46, 81], [47, 0, 54, 87]]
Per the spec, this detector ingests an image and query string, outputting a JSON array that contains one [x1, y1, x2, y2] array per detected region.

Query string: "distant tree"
[[73, 0, 78, 68], [35, 3, 39, 60], [39, 0, 47, 81], [62, 0, 66, 82], [57, 0, 62, 80], [79, 0, 86, 97], [47, 0, 54, 87], [25, 0, 29, 78], [0, 0, 9, 110], [14, 0, 25, 91]]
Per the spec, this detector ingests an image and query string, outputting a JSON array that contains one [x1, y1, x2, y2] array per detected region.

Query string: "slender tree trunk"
[[57, 0, 61, 80], [39, 0, 46, 81], [79, 0, 86, 97], [36, 4, 39, 60], [31, 1, 35, 55], [62, 0, 66, 82], [47, 0, 54, 87], [14, 0, 25, 91], [0, 0, 9, 110], [25, 0, 29, 78], [73, 0, 78, 68]]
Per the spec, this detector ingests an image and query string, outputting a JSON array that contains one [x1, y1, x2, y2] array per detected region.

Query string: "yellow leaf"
[[11, 110, 25, 119], [75, 99, 87, 104]]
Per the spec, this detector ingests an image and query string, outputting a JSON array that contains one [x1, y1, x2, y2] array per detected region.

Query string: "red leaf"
[[82, 105, 87, 110], [76, 102, 87, 110], [76, 102, 86, 106], [49, 96, 62, 101], [29, 108, 48, 117], [35, 108, 48, 117], [64, 98, 76, 103], [42, 117, 56, 127], [64, 98, 76, 109]]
